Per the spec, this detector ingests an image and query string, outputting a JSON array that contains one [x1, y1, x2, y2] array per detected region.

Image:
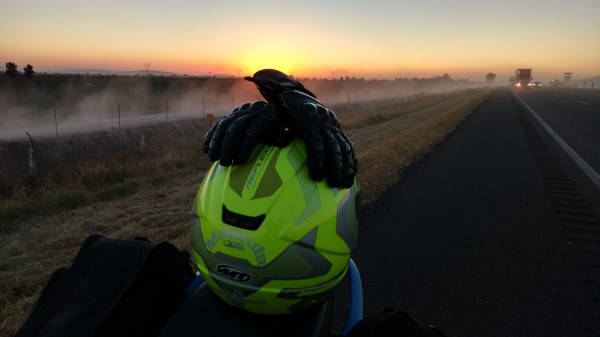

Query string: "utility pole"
[[143, 63, 151, 76]]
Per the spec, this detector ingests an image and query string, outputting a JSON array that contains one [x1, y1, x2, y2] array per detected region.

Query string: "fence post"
[[53, 108, 58, 138], [26, 132, 37, 173], [140, 132, 145, 150], [118, 103, 121, 128], [165, 99, 168, 122]]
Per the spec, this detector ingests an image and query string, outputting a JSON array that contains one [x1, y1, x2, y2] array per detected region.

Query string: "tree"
[[5, 62, 18, 78], [485, 72, 496, 83], [24, 64, 34, 78]]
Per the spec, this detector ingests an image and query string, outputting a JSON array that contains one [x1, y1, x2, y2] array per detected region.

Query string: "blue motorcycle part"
[[341, 259, 364, 335]]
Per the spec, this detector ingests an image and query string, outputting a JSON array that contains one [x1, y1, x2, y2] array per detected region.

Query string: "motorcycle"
[[158, 259, 364, 337], [160, 257, 449, 337]]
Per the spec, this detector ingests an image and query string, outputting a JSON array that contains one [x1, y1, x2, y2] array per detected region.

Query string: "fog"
[[0, 74, 480, 142], [0, 76, 259, 141]]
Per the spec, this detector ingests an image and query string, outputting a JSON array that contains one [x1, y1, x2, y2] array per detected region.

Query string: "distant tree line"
[[294, 72, 470, 84], [5, 62, 35, 78]]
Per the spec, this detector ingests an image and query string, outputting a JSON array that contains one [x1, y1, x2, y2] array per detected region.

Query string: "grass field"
[[0, 87, 495, 336]]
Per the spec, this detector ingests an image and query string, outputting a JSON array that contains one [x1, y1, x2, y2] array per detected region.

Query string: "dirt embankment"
[[0, 119, 210, 173]]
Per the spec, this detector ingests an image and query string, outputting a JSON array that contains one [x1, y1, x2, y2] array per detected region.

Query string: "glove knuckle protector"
[[206, 117, 232, 161], [304, 125, 326, 181], [202, 128, 216, 154], [336, 133, 357, 188], [315, 104, 329, 122], [323, 129, 344, 186], [220, 113, 255, 165], [302, 102, 319, 118], [236, 113, 278, 163], [239, 102, 253, 111]]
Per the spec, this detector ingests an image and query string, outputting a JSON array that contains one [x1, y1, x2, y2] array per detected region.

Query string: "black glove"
[[202, 101, 292, 166], [245, 69, 358, 188]]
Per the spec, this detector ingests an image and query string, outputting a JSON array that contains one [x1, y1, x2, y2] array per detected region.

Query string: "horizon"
[[6, 66, 600, 84], [1, 1, 599, 83]]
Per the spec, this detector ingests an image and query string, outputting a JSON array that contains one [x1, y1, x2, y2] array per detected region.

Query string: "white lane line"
[[553, 95, 562, 98], [514, 95, 600, 190], [576, 100, 591, 105]]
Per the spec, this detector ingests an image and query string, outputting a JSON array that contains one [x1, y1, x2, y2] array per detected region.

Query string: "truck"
[[515, 68, 532, 88]]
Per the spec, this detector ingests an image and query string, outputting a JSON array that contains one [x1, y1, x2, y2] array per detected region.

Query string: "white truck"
[[515, 69, 533, 88]]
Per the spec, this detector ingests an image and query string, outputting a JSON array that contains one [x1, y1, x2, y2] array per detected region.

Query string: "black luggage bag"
[[15, 234, 194, 337]]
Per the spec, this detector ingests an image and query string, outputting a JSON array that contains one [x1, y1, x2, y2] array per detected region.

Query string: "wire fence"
[[2, 90, 446, 143]]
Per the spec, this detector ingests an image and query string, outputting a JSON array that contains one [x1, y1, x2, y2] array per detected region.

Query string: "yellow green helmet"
[[191, 137, 360, 314]]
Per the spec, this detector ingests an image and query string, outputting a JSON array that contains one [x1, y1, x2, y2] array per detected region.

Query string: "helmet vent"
[[222, 204, 265, 230]]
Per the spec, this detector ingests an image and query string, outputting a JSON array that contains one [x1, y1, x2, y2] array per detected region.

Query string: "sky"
[[1, 0, 599, 82]]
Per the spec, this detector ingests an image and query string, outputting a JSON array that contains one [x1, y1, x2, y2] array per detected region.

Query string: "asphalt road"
[[515, 88, 600, 186], [351, 87, 600, 337]]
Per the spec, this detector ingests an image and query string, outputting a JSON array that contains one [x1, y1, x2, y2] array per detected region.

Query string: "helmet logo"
[[206, 227, 267, 265], [223, 239, 245, 250], [245, 145, 275, 193], [216, 264, 251, 282]]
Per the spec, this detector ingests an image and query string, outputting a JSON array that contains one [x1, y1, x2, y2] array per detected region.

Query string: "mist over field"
[[0, 74, 479, 141], [0, 76, 258, 139]]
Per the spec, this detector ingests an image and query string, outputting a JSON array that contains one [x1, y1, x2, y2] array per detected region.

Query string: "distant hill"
[[42, 68, 234, 78]]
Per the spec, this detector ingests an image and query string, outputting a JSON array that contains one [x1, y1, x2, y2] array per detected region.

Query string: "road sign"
[[206, 113, 215, 125]]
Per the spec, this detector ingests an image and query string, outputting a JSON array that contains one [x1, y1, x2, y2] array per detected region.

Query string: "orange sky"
[[1, 0, 599, 82]]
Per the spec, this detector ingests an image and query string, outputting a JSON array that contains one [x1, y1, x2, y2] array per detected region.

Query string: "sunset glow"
[[1, 0, 599, 82]]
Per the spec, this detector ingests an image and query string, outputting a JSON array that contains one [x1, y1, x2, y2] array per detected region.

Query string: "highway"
[[346, 87, 600, 336], [515, 88, 600, 189]]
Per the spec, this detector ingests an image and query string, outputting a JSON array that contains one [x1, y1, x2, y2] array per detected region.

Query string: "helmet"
[[191, 137, 360, 314]]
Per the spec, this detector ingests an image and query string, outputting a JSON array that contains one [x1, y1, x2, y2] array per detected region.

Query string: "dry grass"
[[0, 87, 495, 336], [0, 139, 211, 225]]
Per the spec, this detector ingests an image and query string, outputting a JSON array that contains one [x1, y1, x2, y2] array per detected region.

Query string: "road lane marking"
[[514, 95, 600, 190], [576, 101, 591, 105]]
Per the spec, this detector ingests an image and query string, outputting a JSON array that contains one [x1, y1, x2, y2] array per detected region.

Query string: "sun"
[[241, 48, 302, 77]]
